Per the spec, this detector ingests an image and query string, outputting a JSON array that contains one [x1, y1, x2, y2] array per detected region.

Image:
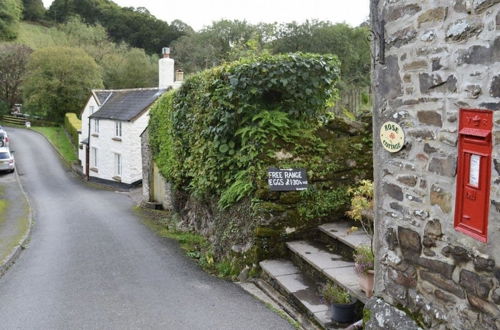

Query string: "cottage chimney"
[[159, 47, 175, 88], [175, 70, 184, 82]]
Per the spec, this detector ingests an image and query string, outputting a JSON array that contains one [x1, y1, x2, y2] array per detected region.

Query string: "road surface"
[[0, 128, 291, 330]]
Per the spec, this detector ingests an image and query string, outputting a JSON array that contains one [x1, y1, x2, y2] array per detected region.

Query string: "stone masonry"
[[370, 1, 500, 329]]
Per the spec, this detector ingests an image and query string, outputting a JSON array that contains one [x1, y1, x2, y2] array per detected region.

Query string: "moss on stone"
[[279, 192, 301, 204]]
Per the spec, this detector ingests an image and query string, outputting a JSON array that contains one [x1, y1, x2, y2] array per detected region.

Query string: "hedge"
[[149, 53, 341, 209], [64, 113, 81, 147]]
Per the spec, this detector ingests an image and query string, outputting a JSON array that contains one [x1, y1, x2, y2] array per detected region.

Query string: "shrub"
[[64, 112, 81, 147], [149, 53, 341, 208], [321, 282, 351, 304], [346, 180, 374, 236]]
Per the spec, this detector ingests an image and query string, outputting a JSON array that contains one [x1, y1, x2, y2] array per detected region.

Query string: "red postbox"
[[454, 109, 493, 242]]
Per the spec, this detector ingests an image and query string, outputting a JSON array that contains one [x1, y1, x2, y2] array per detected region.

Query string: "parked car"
[[0, 147, 14, 173], [0, 131, 9, 148]]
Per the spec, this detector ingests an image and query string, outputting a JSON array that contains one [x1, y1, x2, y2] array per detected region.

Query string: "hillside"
[[12, 22, 69, 49]]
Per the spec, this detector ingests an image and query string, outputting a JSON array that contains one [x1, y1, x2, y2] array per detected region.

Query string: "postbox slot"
[[459, 127, 490, 139]]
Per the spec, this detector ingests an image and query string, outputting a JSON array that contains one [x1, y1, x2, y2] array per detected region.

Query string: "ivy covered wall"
[[147, 53, 372, 269]]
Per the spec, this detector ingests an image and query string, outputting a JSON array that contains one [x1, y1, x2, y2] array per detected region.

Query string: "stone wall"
[[370, 1, 500, 329]]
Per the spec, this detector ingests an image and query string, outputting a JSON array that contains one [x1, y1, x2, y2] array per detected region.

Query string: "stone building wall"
[[370, 1, 500, 329]]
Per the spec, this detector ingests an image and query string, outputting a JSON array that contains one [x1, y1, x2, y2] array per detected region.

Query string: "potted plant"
[[354, 245, 375, 297], [321, 282, 357, 324]]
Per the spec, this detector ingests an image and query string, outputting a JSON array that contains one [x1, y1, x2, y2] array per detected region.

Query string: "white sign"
[[380, 121, 405, 153], [469, 154, 480, 187]]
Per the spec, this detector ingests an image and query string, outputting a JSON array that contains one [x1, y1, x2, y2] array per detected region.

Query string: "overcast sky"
[[41, 0, 370, 31]]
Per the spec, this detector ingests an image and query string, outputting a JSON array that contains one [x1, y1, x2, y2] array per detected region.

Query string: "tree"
[[0, 0, 23, 40], [23, 47, 103, 121], [171, 19, 264, 73], [0, 44, 32, 109], [269, 21, 371, 86], [100, 47, 158, 89], [47, 0, 190, 54], [22, 0, 45, 21]]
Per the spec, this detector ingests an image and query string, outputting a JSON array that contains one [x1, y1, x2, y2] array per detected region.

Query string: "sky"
[[41, 0, 370, 31]]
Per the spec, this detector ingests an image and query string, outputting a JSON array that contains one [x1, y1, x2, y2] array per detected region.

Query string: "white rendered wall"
[[88, 111, 150, 185], [78, 96, 99, 175]]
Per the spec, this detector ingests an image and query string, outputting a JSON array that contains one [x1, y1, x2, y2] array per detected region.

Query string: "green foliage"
[[354, 245, 374, 274], [23, 47, 103, 122], [297, 187, 350, 221], [149, 53, 340, 208], [100, 47, 158, 88], [0, 43, 32, 108], [31, 126, 77, 163], [171, 19, 370, 89], [0, 100, 9, 116], [321, 282, 351, 304], [22, 0, 45, 21], [0, 0, 23, 40], [171, 19, 266, 73], [270, 21, 371, 87], [346, 180, 373, 236], [14, 19, 159, 90], [47, 0, 190, 54], [64, 113, 81, 147], [346, 180, 373, 221]]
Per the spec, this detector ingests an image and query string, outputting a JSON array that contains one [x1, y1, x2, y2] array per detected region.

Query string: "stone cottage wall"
[[370, 1, 500, 329]]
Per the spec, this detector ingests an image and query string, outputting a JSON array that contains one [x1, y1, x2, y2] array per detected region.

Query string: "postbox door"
[[454, 109, 493, 242], [458, 151, 490, 236]]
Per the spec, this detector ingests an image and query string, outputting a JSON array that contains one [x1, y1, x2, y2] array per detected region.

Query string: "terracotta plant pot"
[[358, 270, 374, 297], [330, 298, 358, 324]]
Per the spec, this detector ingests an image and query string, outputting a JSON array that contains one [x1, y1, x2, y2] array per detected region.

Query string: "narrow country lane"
[[0, 128, 291, 330]]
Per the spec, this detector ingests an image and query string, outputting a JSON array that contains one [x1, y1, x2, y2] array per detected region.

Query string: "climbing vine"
[[149, 53, 341, 208]]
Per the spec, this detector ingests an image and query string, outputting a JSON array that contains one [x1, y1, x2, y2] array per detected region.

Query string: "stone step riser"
[[286, 241, 368, 304], [315, 229, 356, 260], [260, 270, 332, 328]]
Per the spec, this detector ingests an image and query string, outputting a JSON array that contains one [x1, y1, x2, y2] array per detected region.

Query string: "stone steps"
[[259, 221, 371, 329], [287, 240, 367, 304], [260, 259, 339, 328], [318, 222, 371, 250]]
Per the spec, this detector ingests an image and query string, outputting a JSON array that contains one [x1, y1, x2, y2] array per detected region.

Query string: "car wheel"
[[10, 169, 15, 173], [0, 141, 4, 147]]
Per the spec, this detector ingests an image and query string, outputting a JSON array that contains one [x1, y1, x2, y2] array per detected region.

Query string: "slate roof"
[[89, 88, 167, 122], [93, 91, 112, 105]]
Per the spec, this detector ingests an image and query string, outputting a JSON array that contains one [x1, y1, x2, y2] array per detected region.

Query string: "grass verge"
[[31, 126, 77, 164], [134, 207, 244, 279]]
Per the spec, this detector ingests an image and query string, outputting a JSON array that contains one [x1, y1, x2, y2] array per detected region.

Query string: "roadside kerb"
[[0, 166, 33, 278]]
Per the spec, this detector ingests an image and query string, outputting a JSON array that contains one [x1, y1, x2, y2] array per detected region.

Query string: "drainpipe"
[[86, 116, 91, 181]]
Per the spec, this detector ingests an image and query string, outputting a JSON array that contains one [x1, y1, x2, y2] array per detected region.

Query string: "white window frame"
[[90, 105, 95, 114], [94, 119, 99, 133], [114, 153, 122, 176], [91, 147, 98, 168], [115, 121, 122, 137]]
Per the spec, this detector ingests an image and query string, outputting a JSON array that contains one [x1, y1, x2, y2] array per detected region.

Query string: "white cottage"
[[78, 47, 181, 186]]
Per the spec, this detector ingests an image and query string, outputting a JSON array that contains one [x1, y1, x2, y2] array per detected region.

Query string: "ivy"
[[149, 53, 341, 208]]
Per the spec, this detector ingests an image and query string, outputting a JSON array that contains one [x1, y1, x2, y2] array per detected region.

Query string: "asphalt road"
[[0, 128, 291, 330]]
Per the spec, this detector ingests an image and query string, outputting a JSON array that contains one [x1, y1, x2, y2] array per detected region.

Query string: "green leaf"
[[219, 144, 229, 153]]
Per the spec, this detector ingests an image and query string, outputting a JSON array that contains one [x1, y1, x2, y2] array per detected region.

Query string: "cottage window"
[[115, 121, 122, 137], [114, 153, 122, 176], [91, 147, 98, 168], [94, 119, 99, 133], [90, 106, 95, 114]]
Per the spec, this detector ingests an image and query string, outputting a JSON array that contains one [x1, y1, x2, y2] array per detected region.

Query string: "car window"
[[0, 152, 10, 159], [0, 133, 5, 139]]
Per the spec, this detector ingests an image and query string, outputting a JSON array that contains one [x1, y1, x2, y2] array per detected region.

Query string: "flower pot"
[[358, 270, 374, 297], [330, 298, 357, 324]]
